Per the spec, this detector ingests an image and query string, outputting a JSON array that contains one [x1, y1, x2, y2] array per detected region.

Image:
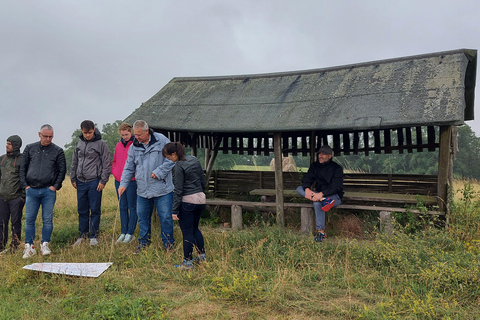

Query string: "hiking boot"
[[22, 243, 36, 259], [90, 238, 99, 246], [116, 234, 126, 243], [123, 234, 134, 244], [314, 232, 327, 242], [73, 237, 85, 247], [193, 253, 207, 264], [40, 242, 51, 256], [321, 198, 335, 212], [175, 259, 194, 270]]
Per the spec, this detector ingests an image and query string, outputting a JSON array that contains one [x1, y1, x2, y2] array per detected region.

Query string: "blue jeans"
[[296, 186, 341, 231], [77, 179, 103, 238], [137, 192, 174, 248], [115, 180, 138, 235], [24, 187, 57, 244], [178, 202, 206, 261]]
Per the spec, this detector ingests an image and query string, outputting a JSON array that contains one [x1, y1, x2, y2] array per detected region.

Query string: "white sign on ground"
[[23, 262, 112, 278]]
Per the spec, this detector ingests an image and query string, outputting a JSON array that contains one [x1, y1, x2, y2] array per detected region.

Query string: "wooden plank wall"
[[207, 170, 438, 199]]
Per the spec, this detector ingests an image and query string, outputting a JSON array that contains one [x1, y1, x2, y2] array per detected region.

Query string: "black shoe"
[[314, 232, 327, 242]]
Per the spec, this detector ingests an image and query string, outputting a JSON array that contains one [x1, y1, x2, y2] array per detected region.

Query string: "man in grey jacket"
[[118, 120, 175, 253], [71, 120, 111, 246]]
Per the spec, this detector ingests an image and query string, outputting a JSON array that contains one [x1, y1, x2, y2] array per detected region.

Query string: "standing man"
[[0, 135, 25, 255], [20, 125, 66, 258], [296, 145, 343, 242], [118, 120, 175, 253], [71, 120, 111, 246]]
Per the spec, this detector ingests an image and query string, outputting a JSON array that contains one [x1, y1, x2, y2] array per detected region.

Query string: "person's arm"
[[52, 148, 67, 191], [70, 142, 79, 186], [119, 147, 135, 188], [99, 140, 112, 186], [172, 163, 184, 214], [301, 164, 317, 199], [19, 145, 30, 189]]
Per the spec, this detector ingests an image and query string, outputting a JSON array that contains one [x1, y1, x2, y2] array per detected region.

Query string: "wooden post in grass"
[[231, 205, 243, 230], [301, 207, 315, 235], [273, 133, 285, 227], [380, 211, 393, 235]]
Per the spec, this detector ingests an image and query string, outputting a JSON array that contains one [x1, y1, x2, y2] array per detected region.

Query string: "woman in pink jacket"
[[112, 123, 137, 243]]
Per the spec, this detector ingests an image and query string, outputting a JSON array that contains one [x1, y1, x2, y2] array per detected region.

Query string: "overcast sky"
[[1, 0, 479, 150]]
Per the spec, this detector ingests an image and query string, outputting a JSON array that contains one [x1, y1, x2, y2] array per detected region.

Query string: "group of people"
[[0, 119, 207, 270], [1, 118, 343, 268]]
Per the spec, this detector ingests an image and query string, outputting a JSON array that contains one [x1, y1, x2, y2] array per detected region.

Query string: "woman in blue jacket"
[[163, 142, 206, 270]]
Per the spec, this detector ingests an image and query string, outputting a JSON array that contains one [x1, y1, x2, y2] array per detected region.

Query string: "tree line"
[[63, 121, 480, 180]]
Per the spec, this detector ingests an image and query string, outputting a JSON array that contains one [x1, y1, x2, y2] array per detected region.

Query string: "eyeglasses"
[[40, 133, 53, 139]]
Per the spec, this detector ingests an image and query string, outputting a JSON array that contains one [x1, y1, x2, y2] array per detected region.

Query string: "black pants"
[[177, 202, 206, 261], [0, 197, 24, 250]]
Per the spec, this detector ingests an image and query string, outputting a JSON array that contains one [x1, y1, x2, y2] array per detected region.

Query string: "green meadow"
[[1, 179, 479, 319]]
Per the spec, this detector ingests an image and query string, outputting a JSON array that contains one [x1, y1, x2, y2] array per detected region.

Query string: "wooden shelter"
[[125, 49, 477, 223]]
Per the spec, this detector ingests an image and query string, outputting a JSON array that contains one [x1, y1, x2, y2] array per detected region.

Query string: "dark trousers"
[[177, 202, 206, 261], [0, 197, 24, 250], [77, 179, 102, 238]]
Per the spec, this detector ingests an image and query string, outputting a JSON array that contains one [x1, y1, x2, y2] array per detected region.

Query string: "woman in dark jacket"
[[163, 142, 206, 269]]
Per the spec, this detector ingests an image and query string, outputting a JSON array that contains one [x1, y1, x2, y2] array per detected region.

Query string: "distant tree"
[[64, 128, 82, 175], [101, 120, 123, 158], [454, 125, 480, 179]]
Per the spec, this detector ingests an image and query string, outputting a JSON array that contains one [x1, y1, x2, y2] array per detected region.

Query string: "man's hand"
[[172, 214, 179, 221], [117, 186, 126, 197], [151, 172, 158, 179], [49, 186, 57, 192], [71, 182, 77, 189], [311, 192, 324, 202], [97, 182, 106, 192]]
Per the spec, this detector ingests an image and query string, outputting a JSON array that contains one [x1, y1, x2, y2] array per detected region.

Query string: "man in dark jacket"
[[0, 135, 25, 254], [296, 145, 343, 242], [71, 120, 111, 247], [20, 125, 66, 258]]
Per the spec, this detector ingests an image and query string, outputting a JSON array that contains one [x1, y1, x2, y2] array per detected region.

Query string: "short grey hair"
[[40, 124, 53, 132], [133, 120, 149, 131]]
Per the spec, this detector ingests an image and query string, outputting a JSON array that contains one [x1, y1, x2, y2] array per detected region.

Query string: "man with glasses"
[[20, 124, 66, 258]]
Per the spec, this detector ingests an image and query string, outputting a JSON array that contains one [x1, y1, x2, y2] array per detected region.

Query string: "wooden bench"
[[206, 189, 442, 234], [206, 171, 444, 234]]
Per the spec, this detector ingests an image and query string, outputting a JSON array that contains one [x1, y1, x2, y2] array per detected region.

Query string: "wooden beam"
[[273, 132, 285, 227], [437, 126, 452, 214]]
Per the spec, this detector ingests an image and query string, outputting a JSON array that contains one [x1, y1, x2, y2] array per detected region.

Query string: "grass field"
[[1, 178, 479, 319]]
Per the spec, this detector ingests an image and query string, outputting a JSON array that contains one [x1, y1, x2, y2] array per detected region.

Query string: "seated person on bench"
[[296, 145, 343, 242]]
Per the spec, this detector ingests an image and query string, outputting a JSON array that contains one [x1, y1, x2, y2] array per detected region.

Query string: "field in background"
[[0, 177, 479, 319]]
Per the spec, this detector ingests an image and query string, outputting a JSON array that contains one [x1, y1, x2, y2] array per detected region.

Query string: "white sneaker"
[[40, 242, 51, 256], [90, 238, 99, 246], [116, 234, 126, 243], [123, 234, 134, 243], [22, 243, 36, 259], [73, 237, 84, 247]]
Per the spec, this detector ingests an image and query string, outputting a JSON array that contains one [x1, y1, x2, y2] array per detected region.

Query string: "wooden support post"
[[379, 211, 393, 235], [204, 138, 222, 186], [231, 205, 243, 230], [438, 126, 453, 214], [301, 207, 315, 235], [273, 133, 285, 227]]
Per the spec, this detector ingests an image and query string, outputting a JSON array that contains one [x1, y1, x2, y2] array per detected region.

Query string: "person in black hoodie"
[[296, 145, 343, 242], [0, 135, 25, 254], [20, 125, 66, 258], [71, 120, 111, 247]]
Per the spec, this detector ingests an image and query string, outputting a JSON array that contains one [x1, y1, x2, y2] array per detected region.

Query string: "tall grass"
[[0, 179, 479, 319]]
